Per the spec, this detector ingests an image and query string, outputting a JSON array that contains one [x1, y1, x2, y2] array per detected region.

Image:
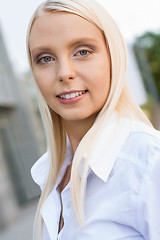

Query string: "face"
[[29, 12, 111, 125]]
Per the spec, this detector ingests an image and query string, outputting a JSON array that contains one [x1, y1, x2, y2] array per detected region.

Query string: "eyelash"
[[74, 49, 93, 57], [36, 48, 94, 64], [36, 56, 54, 64]]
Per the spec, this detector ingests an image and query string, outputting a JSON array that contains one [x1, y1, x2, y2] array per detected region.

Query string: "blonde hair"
[[26, 0, 151, 239]]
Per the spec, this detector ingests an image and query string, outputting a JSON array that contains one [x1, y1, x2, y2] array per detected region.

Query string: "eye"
[[38, 56, 54, 63], [78, 50, 89, 56], [75, 49, 91, 57]]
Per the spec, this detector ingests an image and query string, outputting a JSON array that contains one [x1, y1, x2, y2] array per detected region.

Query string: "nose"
[[57, 57, 76, 82]]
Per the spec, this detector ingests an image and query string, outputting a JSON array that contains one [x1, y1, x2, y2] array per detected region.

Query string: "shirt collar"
[[31, 137, 73, 189], [31, 112, 136, 187], [87, 112, 136, 182], [31, 151, 49, 189]]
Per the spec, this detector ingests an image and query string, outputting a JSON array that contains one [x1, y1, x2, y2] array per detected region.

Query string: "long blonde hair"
[[26, 0, 151, 239]]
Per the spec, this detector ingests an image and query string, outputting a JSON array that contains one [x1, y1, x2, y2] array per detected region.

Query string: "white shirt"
[[31, 113, 160, 240]]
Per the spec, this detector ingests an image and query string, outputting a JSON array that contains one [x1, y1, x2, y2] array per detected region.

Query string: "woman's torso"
[[32, 120, 160, 240]]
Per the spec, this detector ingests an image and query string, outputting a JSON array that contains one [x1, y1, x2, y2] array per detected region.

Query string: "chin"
[[61, 112, 98, 123], [62, 115, 87, 122]]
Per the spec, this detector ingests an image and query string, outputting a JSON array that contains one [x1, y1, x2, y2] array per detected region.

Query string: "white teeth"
[[70, 93, 75, 98], [59, 91, 86, 99], [66, 94, 70, 99]]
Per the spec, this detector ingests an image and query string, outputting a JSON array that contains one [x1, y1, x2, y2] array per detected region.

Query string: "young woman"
[[27, 0, 160, 239]]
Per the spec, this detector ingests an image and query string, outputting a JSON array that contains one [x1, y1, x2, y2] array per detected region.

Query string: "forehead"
[[29, 12, 105, 51]]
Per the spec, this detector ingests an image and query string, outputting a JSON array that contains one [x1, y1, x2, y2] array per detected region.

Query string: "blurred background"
[[0, 0, 160, 239]]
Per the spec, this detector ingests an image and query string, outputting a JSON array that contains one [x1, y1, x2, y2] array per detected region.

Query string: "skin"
[[29, 12, 111, 154]]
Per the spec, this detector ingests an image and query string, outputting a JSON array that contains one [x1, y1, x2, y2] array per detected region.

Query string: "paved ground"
[[0, 199, 38, 240]]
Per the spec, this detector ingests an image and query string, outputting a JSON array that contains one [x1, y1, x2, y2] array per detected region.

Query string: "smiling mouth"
[[57, 90, 88, 100]]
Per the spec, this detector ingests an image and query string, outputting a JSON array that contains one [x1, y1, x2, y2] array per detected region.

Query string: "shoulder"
[[124, 124, 160, 238], [31, 151, 50, 190], [110, 123, 160, 238], [113, 122, 160, 204], [107, 122, 160, 188], [119, 122, 160, 167]]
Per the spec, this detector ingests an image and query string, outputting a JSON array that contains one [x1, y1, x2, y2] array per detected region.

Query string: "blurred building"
[[127, 44, 147, 105], [134, 44, 160, 130], [0, 26, 44, 229]]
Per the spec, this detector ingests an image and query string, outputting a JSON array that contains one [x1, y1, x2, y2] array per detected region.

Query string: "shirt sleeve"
[[136, 143, 160, 240]]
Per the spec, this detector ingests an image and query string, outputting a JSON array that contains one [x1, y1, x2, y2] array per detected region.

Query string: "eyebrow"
[[30, 37, 99, 55], [68, 37, 99, 48]]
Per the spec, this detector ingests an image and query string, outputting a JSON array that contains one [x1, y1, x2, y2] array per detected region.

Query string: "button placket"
[[61, 185, 72, 220]]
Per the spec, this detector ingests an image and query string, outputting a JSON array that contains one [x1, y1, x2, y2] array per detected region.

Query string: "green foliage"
[[134, 31, 160, 102]]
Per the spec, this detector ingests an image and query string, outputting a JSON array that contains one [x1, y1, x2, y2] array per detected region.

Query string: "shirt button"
[[67, 201, 71, 208]]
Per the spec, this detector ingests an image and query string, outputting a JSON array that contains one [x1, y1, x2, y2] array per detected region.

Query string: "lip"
[[56, 90, 88, 104]]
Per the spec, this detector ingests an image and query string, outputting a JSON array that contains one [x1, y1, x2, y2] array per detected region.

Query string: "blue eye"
[[39, 56, 54, 63], [75, 48, 94, 58], [79, 50, 88, 56], [74, 49, 91, 57]]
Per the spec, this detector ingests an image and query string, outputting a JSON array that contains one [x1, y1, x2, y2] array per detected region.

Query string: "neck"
[[63, 115, 96, 154]]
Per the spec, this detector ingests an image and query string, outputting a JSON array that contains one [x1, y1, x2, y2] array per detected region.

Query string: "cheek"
[[87, 54, 110, 84], [34, 74, 45, 92], [32, 76, 49, 104], [91, 66, 111, 103], [90, 68, 110, 89], [98, 59, 111, 95], [33, 69, 54, 94]]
